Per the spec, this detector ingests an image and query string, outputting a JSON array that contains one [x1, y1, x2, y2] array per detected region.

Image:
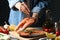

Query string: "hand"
[[15, 2, 21, 10], [21, 2, 30, 15], [15, 2, 30, 15], [15, 18, 29, 31], [15, 17, 35, 33]]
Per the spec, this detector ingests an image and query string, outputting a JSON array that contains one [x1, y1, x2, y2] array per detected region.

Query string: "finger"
[[22, 2, 30, 13], [24, 9, 30, 15], [15, 19, 26, 31], [20, 5, 27, 13], [18, 3, 23, 11], [20, 5, 30, 15], [15, 18, 29, 31], [17, 22, 31, 33], [15, 21, 26, 31], [21, 9, 29, 15], [19, 5, 24, 11], [20, 6, 30, 15], [19, 6, 22, 11]]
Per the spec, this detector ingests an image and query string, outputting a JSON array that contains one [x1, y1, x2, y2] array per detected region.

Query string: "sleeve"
[[8, 0, 24, 8], [32, 1, 48, 13]]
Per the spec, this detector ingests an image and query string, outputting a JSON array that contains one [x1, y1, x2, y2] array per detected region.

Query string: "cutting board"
[[9, 31, 40, 40]]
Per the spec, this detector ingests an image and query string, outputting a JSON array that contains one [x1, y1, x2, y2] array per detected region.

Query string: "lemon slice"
[[55, 37, 60, 40], [55, 36, 60, 40], [45, 32, 56, 39], [9, 24, 16, 31]]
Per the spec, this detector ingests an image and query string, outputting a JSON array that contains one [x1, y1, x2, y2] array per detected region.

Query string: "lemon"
[[55, 36, 60, 40], [9, 24, 16, 31], [45, 32, 56, 39], [55, 37, 60, 40]]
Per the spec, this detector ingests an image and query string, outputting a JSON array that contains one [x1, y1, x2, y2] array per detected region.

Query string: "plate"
[[20, 33, 41, 38], [19, 30, 45, 38]]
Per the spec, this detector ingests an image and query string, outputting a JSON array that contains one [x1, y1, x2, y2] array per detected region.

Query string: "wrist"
[[30, 17, 38, 24], [32, 13, 39, 23]]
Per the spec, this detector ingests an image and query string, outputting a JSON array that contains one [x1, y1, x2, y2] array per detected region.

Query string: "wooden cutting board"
[[9, 31, 40, 40]]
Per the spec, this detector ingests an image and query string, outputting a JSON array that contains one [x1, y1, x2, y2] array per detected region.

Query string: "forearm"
[[32, 1, 48, 14], [32, 13, 39, 23]]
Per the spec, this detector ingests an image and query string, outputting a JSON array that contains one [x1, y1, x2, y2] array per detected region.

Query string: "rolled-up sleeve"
[[32, 1, 48, 13], [8, 0, 24, 8]]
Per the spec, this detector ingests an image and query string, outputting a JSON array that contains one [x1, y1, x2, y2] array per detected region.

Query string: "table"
[[9, 27, 52, 40]]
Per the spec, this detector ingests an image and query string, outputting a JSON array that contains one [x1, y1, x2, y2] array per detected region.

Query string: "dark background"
[[0, 0, 59, 25], [0, 0, 10, 26], [49, 0, 60, 23]]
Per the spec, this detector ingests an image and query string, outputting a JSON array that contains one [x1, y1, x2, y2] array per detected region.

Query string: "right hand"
[[15, 18, 29, 31], [15, 2, 30, 15], [15, 17, 35, 33]]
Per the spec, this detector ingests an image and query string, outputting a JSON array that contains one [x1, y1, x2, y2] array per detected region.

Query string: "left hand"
[[20, 2, 30, 15], [15, 2, 30, 15], [15, 17, 35, 33]]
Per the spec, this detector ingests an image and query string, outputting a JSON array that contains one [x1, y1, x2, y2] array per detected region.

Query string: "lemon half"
[[55, 36, 60, 40], [45, 32, 56, 39], [9, 24, 16, 31]]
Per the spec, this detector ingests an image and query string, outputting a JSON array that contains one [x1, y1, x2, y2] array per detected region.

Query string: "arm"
[[32, 1, 48, 20], [15, 1, 49, 32], [32, 1, 48, 13]]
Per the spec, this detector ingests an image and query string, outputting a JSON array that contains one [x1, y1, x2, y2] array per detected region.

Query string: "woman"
[[8, 0, 49, 25], [8, 0, 50, 31]]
